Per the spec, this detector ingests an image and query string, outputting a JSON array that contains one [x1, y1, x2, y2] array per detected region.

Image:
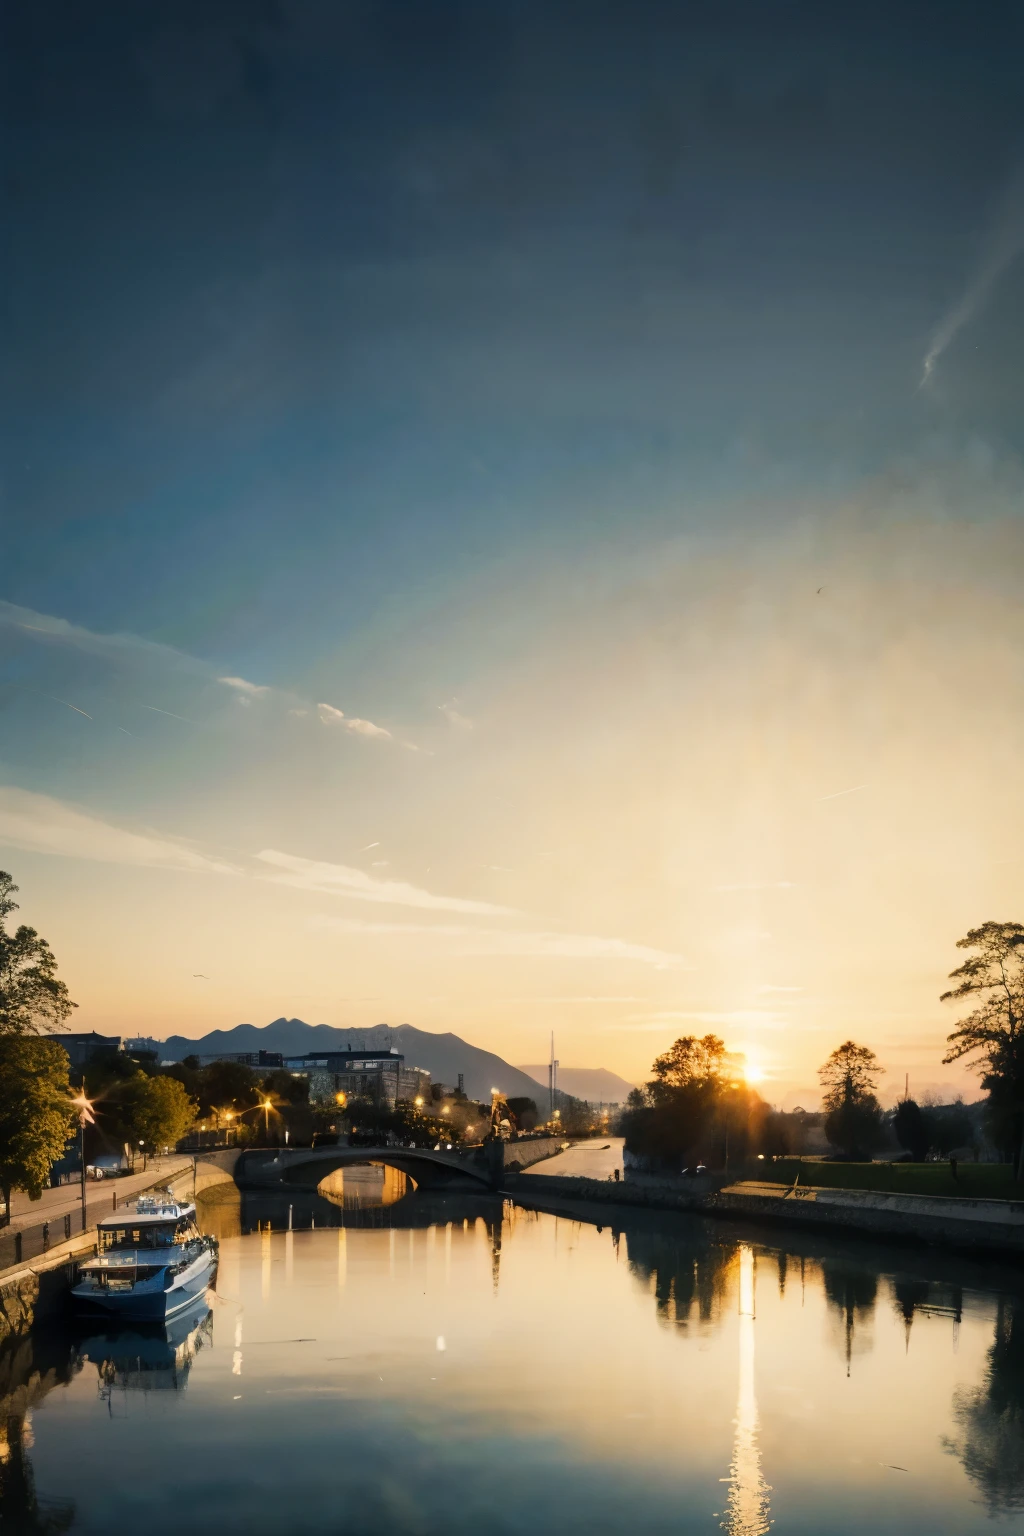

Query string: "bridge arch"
[[238, 1144, 494, 1193]]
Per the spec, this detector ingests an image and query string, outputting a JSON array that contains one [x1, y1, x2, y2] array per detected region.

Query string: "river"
[[2, 1169, 1024, 1534]]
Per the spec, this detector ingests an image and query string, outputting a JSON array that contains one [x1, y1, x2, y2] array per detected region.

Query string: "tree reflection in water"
[[945, 1298, 1024, 1515], [821, 1261, 878, 1375], [0, 1331, 77, 1534], [624, 1218, 732, 1329]]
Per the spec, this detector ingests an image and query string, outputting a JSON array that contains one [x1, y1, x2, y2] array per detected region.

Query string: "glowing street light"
[[414, 1096, 424, 1107], [69, 1087, 95, 1234]]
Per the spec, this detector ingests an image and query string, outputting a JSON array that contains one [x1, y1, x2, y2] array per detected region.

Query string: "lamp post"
[[70, 1084, 95, 1234]]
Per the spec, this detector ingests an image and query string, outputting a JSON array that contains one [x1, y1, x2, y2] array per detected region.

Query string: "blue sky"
[[2, 1, 1024, 1100]]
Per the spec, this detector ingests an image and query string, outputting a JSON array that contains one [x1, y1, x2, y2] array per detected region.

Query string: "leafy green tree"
[[0, 871, 76, 1036], [942, 921, 1024, 1175], [103, 1073, 197, 1154], [197, 1060, 258, 1117], [819, 1041, 884, 1159], [894, 1097, 930, 1160], [0, 1036, 76, 1212]]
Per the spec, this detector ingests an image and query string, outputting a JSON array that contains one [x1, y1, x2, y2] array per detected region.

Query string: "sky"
[[2, 0, 1024, 1107]]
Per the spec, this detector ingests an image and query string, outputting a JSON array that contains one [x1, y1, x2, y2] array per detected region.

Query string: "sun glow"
[[741, 1057, 765, 1086]]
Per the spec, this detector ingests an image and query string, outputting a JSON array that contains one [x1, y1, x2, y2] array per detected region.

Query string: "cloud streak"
[[0, 786, 236, 875], [258, 849, 515, 915], [921, 167, 1024, 387], [0, 597, 399, 744], [313, 914, 685, 967]]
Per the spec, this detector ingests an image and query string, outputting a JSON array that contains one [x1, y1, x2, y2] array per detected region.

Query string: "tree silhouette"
[[0, 872, 75, 1037], [944, 1299, 1024, 1514], [942, 921, 1024, 1174]]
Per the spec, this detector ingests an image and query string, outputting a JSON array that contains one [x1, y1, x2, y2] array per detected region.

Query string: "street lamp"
[[139, 1139, 146, 1172], [70, 1086, 95, 1234]]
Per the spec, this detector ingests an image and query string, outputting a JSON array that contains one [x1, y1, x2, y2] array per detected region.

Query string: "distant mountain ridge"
[[517, 1064, 636, 1104], [159, 1019, 549, 1103]]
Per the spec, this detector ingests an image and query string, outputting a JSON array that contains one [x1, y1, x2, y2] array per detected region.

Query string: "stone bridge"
[[236, 1137, 564, 1194]]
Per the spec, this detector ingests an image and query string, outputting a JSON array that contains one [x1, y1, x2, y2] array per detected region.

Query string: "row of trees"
[[624, 920, 1024, 1172]]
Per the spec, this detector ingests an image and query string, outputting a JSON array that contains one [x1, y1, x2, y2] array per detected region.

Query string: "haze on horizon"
[[2, 1, 1023, 1111]]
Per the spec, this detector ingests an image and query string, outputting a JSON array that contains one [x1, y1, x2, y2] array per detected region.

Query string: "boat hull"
[[72, 1249, 217, 1322]]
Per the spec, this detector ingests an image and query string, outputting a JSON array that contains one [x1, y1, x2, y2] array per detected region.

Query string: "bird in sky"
[[193, 973, 210, 979], [816, 586, 824, 594]]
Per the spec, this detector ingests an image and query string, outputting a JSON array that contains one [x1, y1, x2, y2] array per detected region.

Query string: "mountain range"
[[516, 1064, 636, 1103], [158, 1019, 563, 1103]]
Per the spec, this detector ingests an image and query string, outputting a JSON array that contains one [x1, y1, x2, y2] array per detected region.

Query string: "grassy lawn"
[[744, 1159, 1021, 1202]]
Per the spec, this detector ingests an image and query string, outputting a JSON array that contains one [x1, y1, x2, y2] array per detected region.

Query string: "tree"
[[926, 1099, 975, 1157], [622, 1035, 765, 1170], [104, 1073, 197, 1154], [650, 1034, 731, 1094], [0, 871, 76, 1036], [506, 1096, 538, 1131], [894, 1097, 930, 1160], [0, 1036, 76, 1213], [197, 1060, 258, 1117], [819, 1041, 884, 1159], [941, 921, 1024, 1175]]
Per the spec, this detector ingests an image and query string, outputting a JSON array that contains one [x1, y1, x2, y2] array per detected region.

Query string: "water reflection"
[[9, 1194, 1024, 1534], [821, 1261, 879, 1374], [623, 1215, 732, 1329], [945, 1298, 1024, 1515], [319, 1163, 409, 1209], [0, 1329, 77, 1534], [73, 1297, 214, 1406], [722, 1245, 772, 1536]]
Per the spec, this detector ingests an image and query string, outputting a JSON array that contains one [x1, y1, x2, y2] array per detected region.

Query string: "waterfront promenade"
[[2, 1156, 194, 1237]]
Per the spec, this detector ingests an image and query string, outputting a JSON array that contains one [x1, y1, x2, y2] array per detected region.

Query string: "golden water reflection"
[[9, 1198, 1024, 1534]]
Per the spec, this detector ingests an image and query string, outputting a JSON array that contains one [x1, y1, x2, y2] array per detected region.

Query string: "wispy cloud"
[[757, 983, 803, 994], [1, 598, 401, 745], [259, 849, 515, 915], [219, 675, 270, 697], [921, 166, 1024, 387], [438, 698, 473, 730], [313, 914, 685, 968], [0, 597, 206, 675], [0, 786, 235, 875], [317, 702, 392, 739]]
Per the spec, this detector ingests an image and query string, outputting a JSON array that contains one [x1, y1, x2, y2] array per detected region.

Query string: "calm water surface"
[[4, 1173, 1024, 1535]]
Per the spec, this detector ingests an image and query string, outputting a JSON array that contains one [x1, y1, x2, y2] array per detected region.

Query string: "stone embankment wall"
[[513, 1169, 1024, 1256], [0, 1151, 240, 1344], [503, 1137, 568, 1173]]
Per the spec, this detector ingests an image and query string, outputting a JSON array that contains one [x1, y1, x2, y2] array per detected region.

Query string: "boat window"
[[99, 1223, 179, 1250]]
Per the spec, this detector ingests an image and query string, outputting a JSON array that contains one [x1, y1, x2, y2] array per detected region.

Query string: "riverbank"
[[512, 1169, 1024, 1257], [0, 1151, 241, 1343]]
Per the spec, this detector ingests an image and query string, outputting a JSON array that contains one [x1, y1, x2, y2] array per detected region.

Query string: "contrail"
[[816, 783, 868, 802], [921, 167, 1024, 388], [49, 695, 92, 719]]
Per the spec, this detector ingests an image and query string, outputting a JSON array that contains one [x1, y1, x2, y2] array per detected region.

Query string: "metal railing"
[[0, 1161, 195, 1277]]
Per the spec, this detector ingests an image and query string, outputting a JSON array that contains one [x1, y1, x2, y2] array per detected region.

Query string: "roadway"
[[525, 1137, 624, 1180], [2, 1156, 195, 1235]]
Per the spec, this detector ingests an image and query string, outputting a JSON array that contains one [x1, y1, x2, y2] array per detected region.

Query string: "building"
[[49, 1031, 122, 1069], [193, 1050, 284, 1070], [283, 1048, 430, 1109], [124, 1036, 161, 1056]]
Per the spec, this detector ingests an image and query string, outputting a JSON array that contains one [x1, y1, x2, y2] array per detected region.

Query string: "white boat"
[[72, 1191, 218, 1321]]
